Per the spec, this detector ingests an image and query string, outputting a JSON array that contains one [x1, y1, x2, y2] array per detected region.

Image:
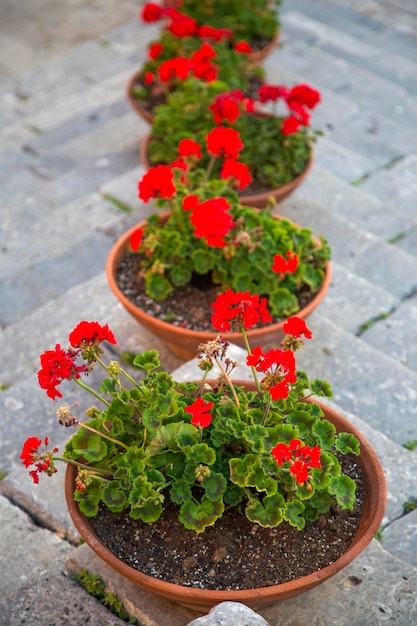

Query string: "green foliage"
[[134, 196, 330, 319], [148, 78, 314, 191], [74, 569, 137, 623]]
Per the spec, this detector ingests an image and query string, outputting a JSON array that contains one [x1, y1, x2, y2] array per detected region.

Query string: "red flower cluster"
[[69, 321, 116, 349], [38, 344, 87, 400], [20, 436, 58, 484], [138, 164, 176, 202], [272, 251, 299, 275], [206, 126, 243, 159], [209, 90, 254, 124], [185, 397, 213, 428], [271, 439, 321, 484], [257, 82, 321, 135], [38, 322, 117, 399], [246, 345, 296, 400], [283, 316, 313, 339], [211, 289, 272, 332], [188, 196, 234, 248], [220, 159, 252, 190]]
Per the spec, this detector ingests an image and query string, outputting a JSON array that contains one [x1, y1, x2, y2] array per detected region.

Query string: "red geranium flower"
[[148, 42, 164, 60], [234, 41, 253, 54], [185, 397, 213, 428], [165, 8, 198, 37], [198, 25, 232, 42], [158, 57, 190, 82], [144, 71, 154, 85], [283, 317, 312, 339], [138, 165, 176, 202], [258, 84, 289, 103], [220, 159, 252, 190], [182, 194, 199, 211], [130, 227, 144, 252], [282, 115, 302, 135], [141, 2, 164, 22], [208, 90, 245, 124], [20, 436, 58, 484], [211, 289, 272, 331], [190, 197, 234, 248], [20, 436, 42, 468], [272, 439, 321, 484], [38, 344, 87, 400], [287, 84, 321, 109], [178, 138, 202, 161], [69, 321, 117, 348], [206, 126, 243, 159], [272, 251, 299, 274]]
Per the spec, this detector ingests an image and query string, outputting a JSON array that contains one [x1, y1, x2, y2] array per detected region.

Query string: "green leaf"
[[242, 425, 269, 453], [311, 419, 336, 450], [170, 262, 193, 287], [336, 432, 360, 455], [170, 478, 193, 504], [74, 477, 102, 517], [184, 443, 216, 465], [246, 462, 278, 495], [70, 427, 108, 463], [147, 422, 195, 455], [284, 499, 306, 530], [192, 248, 216, 274], [101, 480, 128, 512], [287, 410, 316, 439], [179, 496, 224, 532], [245, 493, 285, 527], [145, 271, 173, 300], [329, 475, 356, 509], [99, 378, 117, 394], [202, 472, 228, 501], [229, 454, 257, 487], [133, 350, 161, 373], [129, 500, 163, 522], [310, 378, 333, 397]]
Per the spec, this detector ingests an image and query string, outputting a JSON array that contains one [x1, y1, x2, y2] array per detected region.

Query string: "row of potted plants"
[[20, 1, 386, 617]]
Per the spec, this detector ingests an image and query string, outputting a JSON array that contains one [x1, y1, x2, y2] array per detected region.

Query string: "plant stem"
[[204, 153, 217, 182], [78, 421, 130, 451], [54, 456, 113, 477], [214, 356, 240, 407], [74, 378, 111, 407], [240, 326, 262, 394]]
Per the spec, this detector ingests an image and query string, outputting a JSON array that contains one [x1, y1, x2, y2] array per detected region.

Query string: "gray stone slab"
[[65, 539, 417, 626], [360, 299, 417, 372], [295, 165, 415, 240], [382, 509, 417, 568], [361, 168, 417, 219], [292, 313, 417, 444], [0, 271, 183, 389], [282, 10, 417, 94], [318, 262, 400, 335], [313, 136, 374, 183]]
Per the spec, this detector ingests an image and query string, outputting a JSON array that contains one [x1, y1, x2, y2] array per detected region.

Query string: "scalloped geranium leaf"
[[129, 500, 163, 522], [171, 262, 192, 287], [147, 422, 195, 456], [101, 480, 128, 512], [202, 471, 228, 501], [133, 350, 161, 373], [310, 378, 333, 397], [308, 490, 333, 514], [312, 419, 336, 450], [242, 425, 269, 452], [329, 475, 356, 509], [265, 424, 298, 449], [246, 462, 277, 495], [184, 443, 216, 466], [170, 478, 193, 504], [74, 478, 102, 517], [268, 288, 299, 317], [335, 432, 360, 455], [192, 248, 216, 275], [287, 410, 316, 438], [146, 450, 185, 478], [224, 482, 245, 507], [70, 428, 108, 463], [229, 454, 258, 487], [245, 493, 285, 527], [284, 499, 306, 530], [179, 496, 224, 532], [99, 377, 117, 394]]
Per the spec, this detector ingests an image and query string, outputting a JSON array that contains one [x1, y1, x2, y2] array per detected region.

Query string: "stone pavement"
[[1, 0, 417, 624]]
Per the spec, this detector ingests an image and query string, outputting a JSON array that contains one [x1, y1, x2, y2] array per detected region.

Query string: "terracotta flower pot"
[[139, 133, 313, 209], [65, 396, 386, 613], [105, 213, 331, 360], [127, 70, 155, 124]]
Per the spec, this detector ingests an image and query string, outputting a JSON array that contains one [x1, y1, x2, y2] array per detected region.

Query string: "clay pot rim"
[[105, 211, 332, 344], [65, 396, 386, 607]]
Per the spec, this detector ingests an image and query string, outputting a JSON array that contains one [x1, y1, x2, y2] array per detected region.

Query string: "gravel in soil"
[[89, 455, 364, 591]]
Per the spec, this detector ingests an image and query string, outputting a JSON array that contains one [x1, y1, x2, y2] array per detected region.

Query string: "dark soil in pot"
[[115, 251, 316, 332], [89, 454, 364, 591]]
